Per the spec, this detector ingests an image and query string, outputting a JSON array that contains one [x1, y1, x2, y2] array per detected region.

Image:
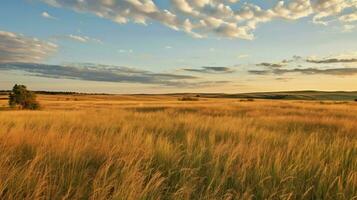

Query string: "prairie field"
[[0, 94, 356, 199]]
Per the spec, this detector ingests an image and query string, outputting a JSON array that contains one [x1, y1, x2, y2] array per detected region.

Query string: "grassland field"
[[0, 94, 356, 199]]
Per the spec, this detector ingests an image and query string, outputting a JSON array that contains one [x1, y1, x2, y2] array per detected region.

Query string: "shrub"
[[355, 99, 357, 102], [178, 96, 199, 101], [9, 84, 40, 110]]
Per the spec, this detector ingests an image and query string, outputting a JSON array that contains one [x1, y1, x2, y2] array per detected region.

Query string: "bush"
[[178, 96, 199, 101], [9, 84, 40, 110]]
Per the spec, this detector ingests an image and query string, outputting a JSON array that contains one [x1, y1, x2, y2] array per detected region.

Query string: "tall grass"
[[0, 99, 356, 199]]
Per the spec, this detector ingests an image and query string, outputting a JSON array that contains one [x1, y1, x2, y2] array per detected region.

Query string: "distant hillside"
[[0, 90, 108, 95], [1, 90, 357, 101], [194, 91, 357, 101], [0, 90, 10, 94]]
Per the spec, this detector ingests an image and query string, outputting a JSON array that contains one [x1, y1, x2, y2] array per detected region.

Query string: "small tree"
[[9, 84, 40, 110]]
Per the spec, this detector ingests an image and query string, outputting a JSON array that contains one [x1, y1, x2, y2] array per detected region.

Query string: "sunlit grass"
[[0, 95, 356, 199]]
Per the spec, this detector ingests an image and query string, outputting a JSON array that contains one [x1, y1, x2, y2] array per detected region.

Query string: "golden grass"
[[0, 95, 356, 199]]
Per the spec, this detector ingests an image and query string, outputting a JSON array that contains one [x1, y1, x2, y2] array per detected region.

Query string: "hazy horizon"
[[1, 0, 356, 93]]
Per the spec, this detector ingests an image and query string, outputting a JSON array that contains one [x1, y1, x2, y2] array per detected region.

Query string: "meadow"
[[0, 94, 356, 199]]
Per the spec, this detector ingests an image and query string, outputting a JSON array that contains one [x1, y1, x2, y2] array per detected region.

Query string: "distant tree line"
[[0, 90, 110, 96], [0, 90, 110, 95]]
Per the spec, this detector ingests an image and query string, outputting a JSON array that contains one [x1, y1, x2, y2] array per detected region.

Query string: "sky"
[[0, 0, 356, 93]]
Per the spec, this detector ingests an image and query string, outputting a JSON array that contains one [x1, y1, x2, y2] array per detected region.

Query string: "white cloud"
[[67, 34, 102, 43], [326, 51, 357, 60], [310, 0, 350, 25], [118, 49, 133, 53], [41, 11, 57, 20], [0, 30, 57, 63], [339, 12, 357, 22], [238, 54, 249, 58], [68, 34, 87, 42], [41, 0, 357, 39], [342, 24, 355, 32]]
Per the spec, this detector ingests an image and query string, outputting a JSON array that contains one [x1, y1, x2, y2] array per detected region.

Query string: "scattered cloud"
[[255, 53, 357, 67], [41, 11, 57, 20], [67, 34, 87, 42], [281, 56, 304, 63], [183, 66, 235, 73], [165, 46, 173, 49], [0, 62, 230, 87], [248, 70, 271, 75], [306, 58, 357, 64], [339, 12, 357, 22], [257, 62, 285, 68], [250, 51, 357, 77], [0, 30, 57, 63], [238, 54, 249, 58], [67, 34, 102, 43], [40, 0, 357, 39], [249, 67, 357, 76], [306, 52, 357, 64], [118, 49, 133, 54], [342, 24, 355, 32]]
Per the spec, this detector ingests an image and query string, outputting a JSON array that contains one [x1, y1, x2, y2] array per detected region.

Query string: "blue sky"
[[0, 0, 356, 93]]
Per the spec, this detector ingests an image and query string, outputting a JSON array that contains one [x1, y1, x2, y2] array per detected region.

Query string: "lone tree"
[[9, 84, 40, 110]]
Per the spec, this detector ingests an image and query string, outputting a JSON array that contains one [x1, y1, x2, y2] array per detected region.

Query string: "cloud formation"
[[249, 67, 357, 76], [183, 66, 235, 73], [0, 62, 229, 87], [67, 34, 102, 43], [118, 49, 133, 54], [257, 62, 285, 68], [0, 30, 57, 63], [339, 11, 357, 22], [41, 11, 57, 19], [250, 52, 357, 76], [41, 0, 357, 39], [306, 58, 357, 64]]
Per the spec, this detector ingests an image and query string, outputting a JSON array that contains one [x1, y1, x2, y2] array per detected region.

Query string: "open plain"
[[0, 94, 356, 199]]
